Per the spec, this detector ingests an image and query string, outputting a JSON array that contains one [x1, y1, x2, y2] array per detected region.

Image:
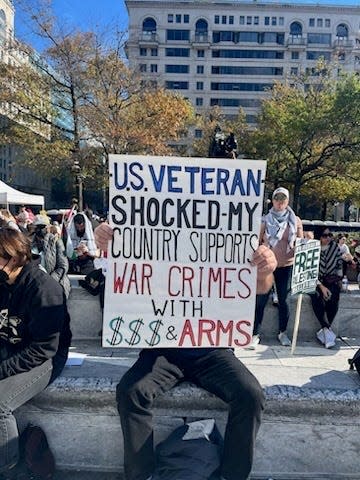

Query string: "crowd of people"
[[0, 193, 359, 480]]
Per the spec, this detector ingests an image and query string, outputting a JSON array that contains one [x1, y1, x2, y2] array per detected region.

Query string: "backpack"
[[348, 348, 360, 376]]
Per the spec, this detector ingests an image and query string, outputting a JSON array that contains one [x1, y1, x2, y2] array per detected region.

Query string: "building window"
[[195, 129, 203, 138], [150, 64, 158, 73], [197, 49, 205, 57], [140, 48, 147, 56], [325, 19, 331, 28], [215, 15, 219, 24], [165, 81, 189, 90], [317, 18, 323, 28], [290, 21, 302, 36], [196, 81, 204, 90], [165, 64, 189, 73], [184, 14, 189, 23], [308, 33, 331, 45], [195, 19, 208, 35], [197, 65, 204, 74], [265, 17, 270, 26], [247, 16, 252, 25], [151, 48, 158, 56], [168, 14, 173, 23], [143, 17, 157, 33], [166, 47, 190, 57], [254, 16, 259, 25], [229, 16, 234, 25], [338, 52, 346, 61], [271, 17, 277, 26], [166, 29, 190, 41], [222, 16, 227, 24], [290, 67, 298, 75], [291, 51, 300, 60], [176, 14, 181, 23], [309, 18, 315, 27], [337, 24, 349, 39], [140, 64, 147, 72], [239, 16, 245, 25], [279, 17, 284, 26], [196, 97, 203, 106]]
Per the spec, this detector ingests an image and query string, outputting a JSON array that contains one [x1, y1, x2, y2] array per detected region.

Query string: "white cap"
[[272, 187, 289, 199]]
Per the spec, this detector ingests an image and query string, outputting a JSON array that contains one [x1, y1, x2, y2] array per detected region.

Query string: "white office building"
[[125, 0, 360, 123]]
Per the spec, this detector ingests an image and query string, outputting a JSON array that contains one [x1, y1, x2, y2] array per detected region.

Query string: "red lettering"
[[234, 320, 252, 346], [237, 268, 251, 299], [223, 268, 236, 299], [113, 262, 152, 295], [113, 262, 128, 293], [198, 319, 216, 346], [178, 319, 196, 347], [215, 320, 234, 346]]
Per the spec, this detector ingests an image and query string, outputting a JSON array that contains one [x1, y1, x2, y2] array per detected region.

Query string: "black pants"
[[253, 265, 292, 335], [117, 348, 265, 480], [309, 283, 340, 329]]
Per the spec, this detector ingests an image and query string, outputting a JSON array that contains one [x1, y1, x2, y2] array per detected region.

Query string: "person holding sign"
[[309, 227, 343, 349], [252, 187, 303, 348], [94, 222, 277, 480]]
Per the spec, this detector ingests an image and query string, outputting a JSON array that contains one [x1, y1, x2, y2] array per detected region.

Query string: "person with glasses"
[[0, 227, 71, 478], [309, 227, 343, 349], [250, 187, 303, 348]]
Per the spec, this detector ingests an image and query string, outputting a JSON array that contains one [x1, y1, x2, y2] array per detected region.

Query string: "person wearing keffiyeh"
[[66, 213, 99, 274], [250, 187, 303, 348]]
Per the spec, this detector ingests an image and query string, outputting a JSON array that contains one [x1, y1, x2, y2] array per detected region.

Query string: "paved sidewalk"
[[63, 336, 360, 393]]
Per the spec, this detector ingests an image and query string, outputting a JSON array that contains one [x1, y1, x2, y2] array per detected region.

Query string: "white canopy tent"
[[0, 180, 44, 209]]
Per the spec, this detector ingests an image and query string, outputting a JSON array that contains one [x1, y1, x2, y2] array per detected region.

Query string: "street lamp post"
[[72, 159, 83, 212]]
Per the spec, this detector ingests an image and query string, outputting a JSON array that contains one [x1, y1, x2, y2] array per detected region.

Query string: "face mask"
[[0, 259, 11, 285], [35, 226, 47, 238]]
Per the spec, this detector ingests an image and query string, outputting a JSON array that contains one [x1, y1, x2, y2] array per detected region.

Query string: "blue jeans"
[[0, 359, 53, 472], [254, 265, 293, 335], [117, 348, 265, 480]]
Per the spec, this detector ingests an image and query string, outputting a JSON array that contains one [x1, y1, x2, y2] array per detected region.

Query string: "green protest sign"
[[291, 239, 321, 295]]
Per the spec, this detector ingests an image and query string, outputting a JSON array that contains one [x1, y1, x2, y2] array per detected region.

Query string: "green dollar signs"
[[145, 319, 163, 346], [125, 318, 144, 346], [107, 316, 124, 346]]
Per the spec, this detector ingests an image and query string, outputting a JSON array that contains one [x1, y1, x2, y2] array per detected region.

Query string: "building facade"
[[125, 0, 360, 123]]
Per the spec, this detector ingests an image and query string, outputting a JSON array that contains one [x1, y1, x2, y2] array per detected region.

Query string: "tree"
[[1, 0, 194, 209], [246, 67, 360, 213]]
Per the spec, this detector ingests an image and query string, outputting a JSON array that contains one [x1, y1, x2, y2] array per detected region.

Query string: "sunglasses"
[[321, 233, 333, 238]]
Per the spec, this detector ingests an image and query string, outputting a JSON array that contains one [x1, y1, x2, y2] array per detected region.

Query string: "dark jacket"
[[0, 261, 72, 381]]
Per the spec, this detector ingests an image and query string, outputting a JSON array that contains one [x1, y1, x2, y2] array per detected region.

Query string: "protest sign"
[[291, 239, 321, 295], [291, 238, 321, 354], [102, 155, 266, 348]]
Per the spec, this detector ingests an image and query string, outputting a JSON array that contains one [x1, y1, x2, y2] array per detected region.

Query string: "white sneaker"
[[246, 334, 260, 350], [316, 328, 325, 345], [278, 331, 292, 346], [323, 327, 336, 349]]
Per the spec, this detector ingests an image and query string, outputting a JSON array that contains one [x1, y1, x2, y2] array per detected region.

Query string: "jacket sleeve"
[[50, 239, 69, 283], [0, 284, 65, 380], [296, 217, 304, 238]]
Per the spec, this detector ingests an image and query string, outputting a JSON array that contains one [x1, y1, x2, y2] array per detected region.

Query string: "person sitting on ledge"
[[94, 222, 277, 480]]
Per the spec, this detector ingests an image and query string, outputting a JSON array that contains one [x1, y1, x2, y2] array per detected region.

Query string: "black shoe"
[[20, 424, 55, 479]]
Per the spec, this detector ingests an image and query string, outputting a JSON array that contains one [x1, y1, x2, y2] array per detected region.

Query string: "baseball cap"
[[272, 187, 289, 200], [32, 214, 50, 226]]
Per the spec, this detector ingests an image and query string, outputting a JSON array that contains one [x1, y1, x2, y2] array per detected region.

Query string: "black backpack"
[[348, 348, 360, 376]]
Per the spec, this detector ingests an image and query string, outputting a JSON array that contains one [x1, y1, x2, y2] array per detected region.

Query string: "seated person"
[[0, 227, 71, 478], [66, 213, 99, 274], [94, 222, 277, 480]]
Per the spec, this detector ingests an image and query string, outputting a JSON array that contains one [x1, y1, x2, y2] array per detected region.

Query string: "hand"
[[319, 284, 331, 300], [251, 245, 277, 294], [76, 243, 89, 255], [94, 223, 113, 251]]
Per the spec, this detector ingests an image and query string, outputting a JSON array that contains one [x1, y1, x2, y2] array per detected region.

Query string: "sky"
[[14, 0, 360, 51], [14, 0, 128, 49]]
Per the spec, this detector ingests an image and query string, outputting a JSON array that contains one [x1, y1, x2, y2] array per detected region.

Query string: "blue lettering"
[[168, 166, 182, 193], [149, 165, 166, 192]]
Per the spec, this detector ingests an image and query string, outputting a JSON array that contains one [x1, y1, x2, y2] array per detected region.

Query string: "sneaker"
[[316, 328, 325, 345], [245, 334, 260, 350], [278, 331, 292, 347], [323, 327, 336, 349]]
